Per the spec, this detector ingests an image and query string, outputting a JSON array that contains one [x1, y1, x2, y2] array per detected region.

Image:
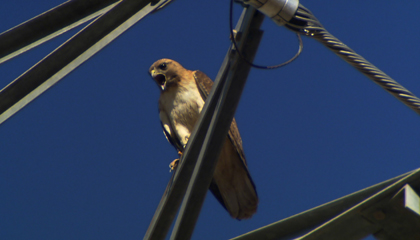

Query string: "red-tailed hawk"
[[149, 58, 258, 219]]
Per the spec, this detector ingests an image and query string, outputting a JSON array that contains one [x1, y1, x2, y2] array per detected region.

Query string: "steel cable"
[[286, 4, 420, 114]]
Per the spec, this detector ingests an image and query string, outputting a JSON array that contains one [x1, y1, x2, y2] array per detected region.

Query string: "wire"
[[229, 0, 303, 69], [284, 4, 420, 115]]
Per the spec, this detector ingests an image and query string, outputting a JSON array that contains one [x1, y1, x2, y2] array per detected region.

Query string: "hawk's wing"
[[193, 70, 257, 218], [159, 110, 183, 154], [161, 122, 183, 153], [193, 70, 248, 167]]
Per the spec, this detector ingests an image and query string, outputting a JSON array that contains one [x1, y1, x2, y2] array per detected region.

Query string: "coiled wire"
[[286, 4, 420, 114]]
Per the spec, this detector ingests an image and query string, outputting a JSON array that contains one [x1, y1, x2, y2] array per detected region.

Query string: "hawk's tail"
[[210, 138, 258, 219]]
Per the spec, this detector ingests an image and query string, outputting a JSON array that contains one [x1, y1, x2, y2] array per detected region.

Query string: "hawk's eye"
[[159, 63, 167, 70]]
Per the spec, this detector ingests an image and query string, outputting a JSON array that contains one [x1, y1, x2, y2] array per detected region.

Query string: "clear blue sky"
[[0, 1, 419, 239]]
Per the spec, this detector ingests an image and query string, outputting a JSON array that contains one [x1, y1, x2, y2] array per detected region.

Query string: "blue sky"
[[0, 1, 419, 239]]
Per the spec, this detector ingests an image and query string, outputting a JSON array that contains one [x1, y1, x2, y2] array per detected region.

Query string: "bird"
[[149, 58, 258, 220]]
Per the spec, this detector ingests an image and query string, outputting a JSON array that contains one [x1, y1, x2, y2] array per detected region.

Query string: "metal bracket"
[[241, 0, 299, 25]]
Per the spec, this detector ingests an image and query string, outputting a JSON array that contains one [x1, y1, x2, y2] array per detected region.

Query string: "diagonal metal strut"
[[144, 7, 264, 240], [0, 0, 121, 65], [0, 0, 171, 125]]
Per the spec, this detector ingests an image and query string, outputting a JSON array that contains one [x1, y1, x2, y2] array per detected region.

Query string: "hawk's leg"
[[169, 159, 179, 171], [169, 150, 183, 172]]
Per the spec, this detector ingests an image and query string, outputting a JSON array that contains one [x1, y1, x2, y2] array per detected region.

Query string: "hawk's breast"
[[159, 81, 205, 138]]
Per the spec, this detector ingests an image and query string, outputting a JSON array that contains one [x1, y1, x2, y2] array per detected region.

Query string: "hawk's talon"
[[169, 159, 180, 172]]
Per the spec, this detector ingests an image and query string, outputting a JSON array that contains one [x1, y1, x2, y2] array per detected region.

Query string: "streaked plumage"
[[149, 58, 258, 219]]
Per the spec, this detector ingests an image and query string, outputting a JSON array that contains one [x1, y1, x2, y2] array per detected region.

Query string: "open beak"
[[151, 69, 166, 91]]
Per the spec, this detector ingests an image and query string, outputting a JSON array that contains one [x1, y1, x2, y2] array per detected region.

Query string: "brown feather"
[[150, 60, 258, 219], [193, 70, 258, 219]]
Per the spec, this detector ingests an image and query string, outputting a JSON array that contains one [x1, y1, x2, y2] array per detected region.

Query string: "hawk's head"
[[149, 58, 184, 91]]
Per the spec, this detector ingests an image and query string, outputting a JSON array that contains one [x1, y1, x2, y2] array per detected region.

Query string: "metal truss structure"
[[0, 1, 419, 240]]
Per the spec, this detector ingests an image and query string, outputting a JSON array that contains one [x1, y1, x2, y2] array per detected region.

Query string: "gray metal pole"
[[169, 7, 265, 240], [143, 53, 231, 240], [143, 7, 264, 240]]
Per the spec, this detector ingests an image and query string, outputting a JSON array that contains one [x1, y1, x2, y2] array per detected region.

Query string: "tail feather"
[[211, 137, 258, 219]]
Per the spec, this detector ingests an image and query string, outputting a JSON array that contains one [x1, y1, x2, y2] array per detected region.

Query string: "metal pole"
[[143, 56, 232, 240], [169, 7, 264, 240], [144, 7, 264, 240]]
